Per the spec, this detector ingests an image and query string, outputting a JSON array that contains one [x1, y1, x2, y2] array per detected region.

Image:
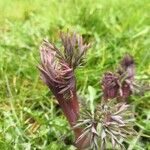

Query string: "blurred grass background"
[[0, 0, 150, 149]]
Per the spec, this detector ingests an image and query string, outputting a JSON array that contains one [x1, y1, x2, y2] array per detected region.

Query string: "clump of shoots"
[[39, 32, 138, 149]]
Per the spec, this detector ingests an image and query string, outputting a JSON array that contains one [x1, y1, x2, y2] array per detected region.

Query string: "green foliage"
[[0, 0, 149, 149]]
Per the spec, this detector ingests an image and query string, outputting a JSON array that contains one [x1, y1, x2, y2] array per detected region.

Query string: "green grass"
[[0, 0, 150, 149]]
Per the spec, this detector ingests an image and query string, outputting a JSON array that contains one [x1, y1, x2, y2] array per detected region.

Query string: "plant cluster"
[[39, 32, 137, 150]]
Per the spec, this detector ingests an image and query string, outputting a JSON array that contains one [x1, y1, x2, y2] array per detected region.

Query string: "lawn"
[[0, 0, 150, 149]]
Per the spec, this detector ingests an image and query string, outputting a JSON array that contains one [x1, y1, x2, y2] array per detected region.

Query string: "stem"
[[51, 87, 90, 149]]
